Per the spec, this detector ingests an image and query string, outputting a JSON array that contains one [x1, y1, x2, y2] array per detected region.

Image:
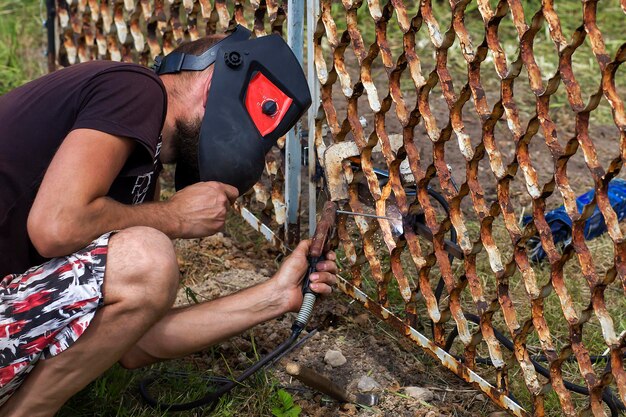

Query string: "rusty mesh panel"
[[52, 0, 289, 229], [313, 0, 626, 416]]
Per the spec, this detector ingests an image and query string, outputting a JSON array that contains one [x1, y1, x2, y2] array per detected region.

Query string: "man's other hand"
[[167, 181, 239, 238], [271, 240, 338, 313]]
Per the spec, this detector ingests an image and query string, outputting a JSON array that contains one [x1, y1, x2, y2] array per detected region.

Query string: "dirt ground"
[[173, 231, 500, 417]]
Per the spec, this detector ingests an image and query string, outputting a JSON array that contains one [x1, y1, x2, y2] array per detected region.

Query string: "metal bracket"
[[322, 134, 415, 202]]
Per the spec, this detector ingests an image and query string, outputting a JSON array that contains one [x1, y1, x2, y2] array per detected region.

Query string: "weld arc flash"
[[154, 25, 312, 194]]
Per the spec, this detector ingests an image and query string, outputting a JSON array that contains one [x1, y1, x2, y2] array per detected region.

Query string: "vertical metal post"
[[307, 0, 320, 236], [285, 0, 305, 246], [45, 0, 56, 73]]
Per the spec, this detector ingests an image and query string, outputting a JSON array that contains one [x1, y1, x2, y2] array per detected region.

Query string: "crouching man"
[[0, 26, 335, 416]]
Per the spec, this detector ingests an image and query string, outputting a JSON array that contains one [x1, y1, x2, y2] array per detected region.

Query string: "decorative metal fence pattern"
[[49, 1, 626, 416], [52, 0, 286, 65], [312, 0, 626, 415]]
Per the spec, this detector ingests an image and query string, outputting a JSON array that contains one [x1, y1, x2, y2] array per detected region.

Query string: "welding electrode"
[[293, 201, 336, 332]]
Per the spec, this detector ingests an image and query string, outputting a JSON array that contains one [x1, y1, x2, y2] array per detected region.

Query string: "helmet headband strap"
[[153, 25, 252, 75]]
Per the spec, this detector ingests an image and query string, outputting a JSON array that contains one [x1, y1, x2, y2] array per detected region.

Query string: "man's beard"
[[173, 116, 203, 183]]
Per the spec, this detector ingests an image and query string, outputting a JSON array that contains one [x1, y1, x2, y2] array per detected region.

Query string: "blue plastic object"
[[522, 178, 626, 262]]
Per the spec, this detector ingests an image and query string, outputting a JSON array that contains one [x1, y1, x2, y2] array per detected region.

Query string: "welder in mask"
[[0, 22, 337, 417], [154, 24, 312, 194]]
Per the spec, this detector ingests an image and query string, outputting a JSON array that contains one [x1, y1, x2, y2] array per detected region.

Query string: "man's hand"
[[270, 240, 338, 313], [29, 128, 239, 257], [167, 182, 239, 238]]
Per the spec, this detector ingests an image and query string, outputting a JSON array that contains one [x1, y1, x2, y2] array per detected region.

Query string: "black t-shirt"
[[0, 61, 167, 276]]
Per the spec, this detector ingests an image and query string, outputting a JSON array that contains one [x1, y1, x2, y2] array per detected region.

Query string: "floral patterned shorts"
[[0, 232, 113, 406]]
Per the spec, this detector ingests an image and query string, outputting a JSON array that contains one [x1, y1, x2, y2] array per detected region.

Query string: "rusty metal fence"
[[48, 1, 626, 415]]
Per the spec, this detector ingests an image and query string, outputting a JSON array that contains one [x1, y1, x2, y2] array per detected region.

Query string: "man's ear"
[[202, 66, 214, 109]]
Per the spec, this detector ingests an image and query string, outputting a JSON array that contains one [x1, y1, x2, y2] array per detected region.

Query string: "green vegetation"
[[323, 3, 626, 413], [327, 0, 625, 125], [459, 218, 624, 416], [56, 359, 287, 417], [347, 214, 625, 417], [0, 0, 46, 94], [271, 389, 302, 417]]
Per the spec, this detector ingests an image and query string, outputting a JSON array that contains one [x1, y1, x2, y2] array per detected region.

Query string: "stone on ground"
[[403, 386, 434, 401], [357, 375, 382, 392], [324, 349, 347, 367]]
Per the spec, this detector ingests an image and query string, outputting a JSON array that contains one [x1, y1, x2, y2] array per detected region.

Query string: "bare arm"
[[28, 129, 238, 258], [121, 240, 338, 368]]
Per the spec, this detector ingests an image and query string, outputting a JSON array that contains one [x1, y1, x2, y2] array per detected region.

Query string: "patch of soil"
[[175, 231, 499, 417]]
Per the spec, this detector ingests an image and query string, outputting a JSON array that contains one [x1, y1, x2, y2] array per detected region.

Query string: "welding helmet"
[[153, 25, 311, 194]]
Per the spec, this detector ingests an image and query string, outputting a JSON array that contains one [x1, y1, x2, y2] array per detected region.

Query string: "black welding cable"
[[431, 260, 625, 414], [139, 329, 302, 411], [139, 258, 323, 411], [442, 312, 626, 416], [370, 167, 624, 413], [443, 324, 626, 365]]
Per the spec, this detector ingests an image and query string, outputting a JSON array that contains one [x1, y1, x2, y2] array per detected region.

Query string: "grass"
[[321, 4, 626, 414], [461, 218, 625, 415], [0, 0, 46, 94], [325, 0, 625, 126], [334, 192, 624, 415], [56, 357, 289, 417]]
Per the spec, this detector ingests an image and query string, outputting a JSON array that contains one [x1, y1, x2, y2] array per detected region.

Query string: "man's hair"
[[171, 34, 227, 57]]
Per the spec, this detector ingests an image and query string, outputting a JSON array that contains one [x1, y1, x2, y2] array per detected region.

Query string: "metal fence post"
[[285, 0, 305, 246], [306, 0, 320, 236], [45, 0, 56, 73]]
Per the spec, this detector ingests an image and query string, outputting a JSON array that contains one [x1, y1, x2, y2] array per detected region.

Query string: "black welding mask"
[[153, 25, 311, 194]]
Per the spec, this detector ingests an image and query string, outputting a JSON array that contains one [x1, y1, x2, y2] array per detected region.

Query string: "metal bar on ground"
[[233, 203, 290, 254], [285, 362, 353, 403], [335, 275, 529, 417]]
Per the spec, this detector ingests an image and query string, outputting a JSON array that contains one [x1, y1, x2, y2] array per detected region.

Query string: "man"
[[0, 26, 337, 416]]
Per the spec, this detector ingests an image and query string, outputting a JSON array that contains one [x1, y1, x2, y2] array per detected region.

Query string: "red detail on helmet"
[[245, 72, 293, 137]]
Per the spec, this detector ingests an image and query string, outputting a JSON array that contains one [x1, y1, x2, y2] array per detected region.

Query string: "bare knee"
[[118, 346, 155, 370], [104, 227, 179, 314]]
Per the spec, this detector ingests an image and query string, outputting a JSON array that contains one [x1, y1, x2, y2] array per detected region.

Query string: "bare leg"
[[0, 227, 180, 417]]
